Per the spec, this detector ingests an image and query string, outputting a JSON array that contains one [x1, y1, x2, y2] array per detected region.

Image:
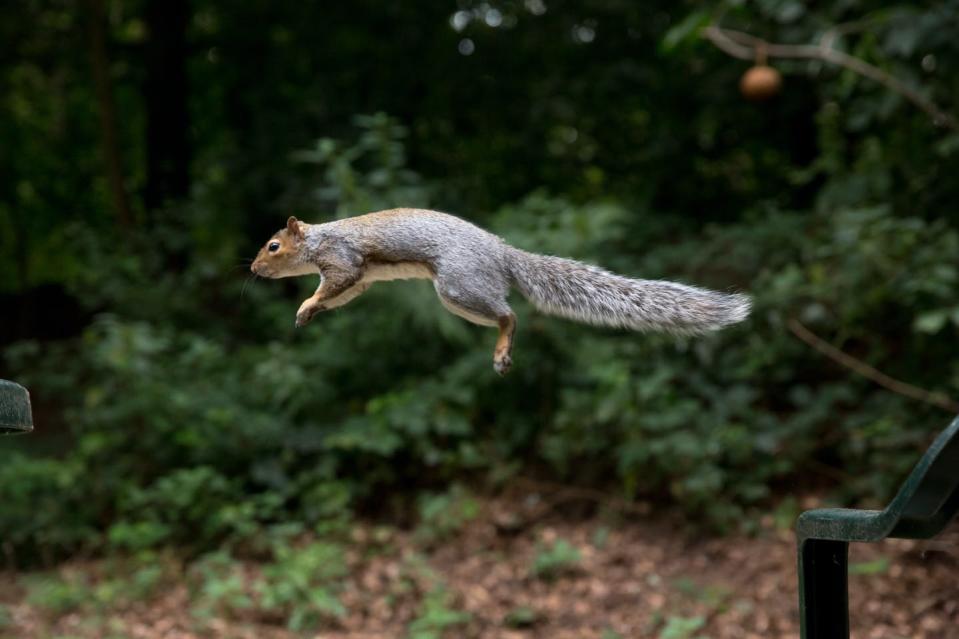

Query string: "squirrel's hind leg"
[[433, 279, 516, 375], [492, 313, 516, 376]]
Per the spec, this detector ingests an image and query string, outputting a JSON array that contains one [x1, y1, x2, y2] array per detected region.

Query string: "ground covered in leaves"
[[2, 492, 957, 639]]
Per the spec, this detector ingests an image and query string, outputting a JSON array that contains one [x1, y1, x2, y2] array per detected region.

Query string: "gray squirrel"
[[251, 209, 751, 375]]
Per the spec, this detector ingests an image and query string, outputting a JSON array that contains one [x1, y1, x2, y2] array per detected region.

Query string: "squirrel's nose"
[[250, 263, 258, 274]]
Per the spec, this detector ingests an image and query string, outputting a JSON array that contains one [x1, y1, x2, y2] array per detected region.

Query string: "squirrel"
[[251, 209, 751, 375]]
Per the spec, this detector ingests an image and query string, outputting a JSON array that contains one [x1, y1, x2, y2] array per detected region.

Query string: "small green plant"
[[189, 551, 254, 620], [849, 557, 890, 575], [531, 538, 581, 579], [503, 606, 539, 628], [93, 553, 169, 609], [128, 561, 166, 600], [672, 577, 731, 610], [415, 485, 480, 545], [257, 541, 348, 631], [407, 586, 471, 639], [25, 574, 87, 616], [659, 615, 706, 639], [24, 555, 170, 624], [592, 525, 611, 549]]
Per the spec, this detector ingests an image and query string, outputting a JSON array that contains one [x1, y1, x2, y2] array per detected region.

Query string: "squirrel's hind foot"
[[493, 353, 513, 376]]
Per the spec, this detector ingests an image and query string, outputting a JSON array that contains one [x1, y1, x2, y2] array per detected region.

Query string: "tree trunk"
[[144, 0, 190, 210], [84, 0, 133, 230]]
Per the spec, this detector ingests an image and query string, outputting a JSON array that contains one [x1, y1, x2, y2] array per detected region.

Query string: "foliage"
[[415, 485, 481, 545], [0, 454, 96, 559], [24, 555, 169, 619], [849, 557, 891, 576], [2, 0, 959, 564], [531, 539, 582, 580], [24, 574, 87, 617], [189, 542, 347, 632], [293, 113, 432, 217], [503, 606, 539, 628], [190, 551, 255, 620], [659, 615, 706, 639], [407, 586, 472, 639], [256, 541, 348, 630]]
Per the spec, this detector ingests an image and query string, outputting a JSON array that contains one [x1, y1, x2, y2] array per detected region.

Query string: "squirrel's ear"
[[287, 216, 303, 239]]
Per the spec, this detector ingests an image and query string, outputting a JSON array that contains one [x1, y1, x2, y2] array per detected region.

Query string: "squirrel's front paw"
[[295, 304, 323, 328]]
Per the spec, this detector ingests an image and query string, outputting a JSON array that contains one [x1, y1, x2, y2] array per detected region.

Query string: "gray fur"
[[506, 248, 751, 334], [295, 208, 750, 334]]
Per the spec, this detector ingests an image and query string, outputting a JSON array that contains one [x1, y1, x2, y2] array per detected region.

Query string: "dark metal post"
[[799, 538, 850, 639]]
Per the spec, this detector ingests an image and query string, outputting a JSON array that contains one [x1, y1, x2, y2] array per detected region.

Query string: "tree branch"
[[703, 24, 957, 131], [787, 319, 959, 414]]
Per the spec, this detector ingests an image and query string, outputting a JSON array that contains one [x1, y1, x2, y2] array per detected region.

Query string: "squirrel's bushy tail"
[[506, 248, 750, 334]]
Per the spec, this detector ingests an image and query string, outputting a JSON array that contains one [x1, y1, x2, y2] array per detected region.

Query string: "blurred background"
[[1, 1, 958, 637]]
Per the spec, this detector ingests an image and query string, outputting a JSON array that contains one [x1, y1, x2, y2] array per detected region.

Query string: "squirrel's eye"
[[268, 241, 280, 253]]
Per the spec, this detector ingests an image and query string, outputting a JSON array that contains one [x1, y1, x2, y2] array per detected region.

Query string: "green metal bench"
[[796, 415, 959, 639], [0, 379, 34, 435]]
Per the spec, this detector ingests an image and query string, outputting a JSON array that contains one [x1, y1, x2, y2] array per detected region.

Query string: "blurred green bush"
[[2, 114, 957, 565]]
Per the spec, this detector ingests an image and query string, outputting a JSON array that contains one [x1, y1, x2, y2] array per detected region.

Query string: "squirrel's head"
[[251, 216, 315, 278]]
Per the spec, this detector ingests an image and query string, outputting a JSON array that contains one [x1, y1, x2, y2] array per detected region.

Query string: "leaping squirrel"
[[251, 209, 751, 375]]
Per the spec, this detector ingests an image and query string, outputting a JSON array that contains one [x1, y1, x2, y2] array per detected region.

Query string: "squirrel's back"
[[319, 208, 511, 266], [311, 208, 750, 334]]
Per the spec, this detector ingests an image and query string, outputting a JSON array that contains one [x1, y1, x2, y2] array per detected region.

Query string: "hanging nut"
[[740, 64, 782, 101]]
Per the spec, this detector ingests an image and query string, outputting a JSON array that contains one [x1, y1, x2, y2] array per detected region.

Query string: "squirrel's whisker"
[[241, 274, 257, 299]]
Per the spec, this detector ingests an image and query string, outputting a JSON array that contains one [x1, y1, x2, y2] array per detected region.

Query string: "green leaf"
[[849, 557, 890, 575], [914, 310, 948, 334], [660, 11, 710, 53], [659, 615, 705, 639]]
